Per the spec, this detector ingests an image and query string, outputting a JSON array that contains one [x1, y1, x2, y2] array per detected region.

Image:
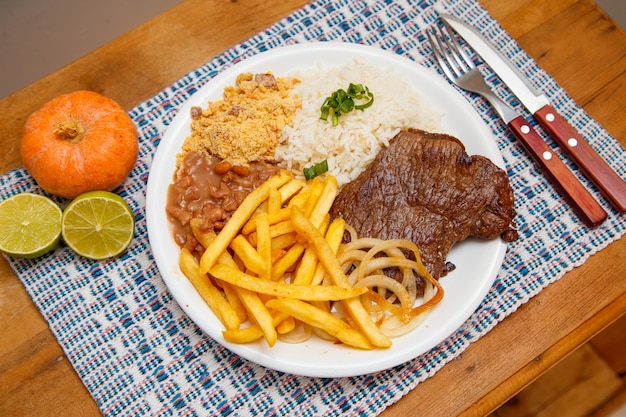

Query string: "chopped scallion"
[[320, 83, 374, 126], [303, 160, 329, 180]]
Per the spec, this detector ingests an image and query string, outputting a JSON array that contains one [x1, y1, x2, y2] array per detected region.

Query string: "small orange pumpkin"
[[21, 90, 139, 199]]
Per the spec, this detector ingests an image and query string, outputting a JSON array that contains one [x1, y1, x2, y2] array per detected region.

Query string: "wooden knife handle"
[[534, 104, 626, 212], [508, 115, 607, 227]]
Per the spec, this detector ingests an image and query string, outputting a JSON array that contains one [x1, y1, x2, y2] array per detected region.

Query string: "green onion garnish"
[[303, 160, 329, 180], [320, 83, 374, 126]]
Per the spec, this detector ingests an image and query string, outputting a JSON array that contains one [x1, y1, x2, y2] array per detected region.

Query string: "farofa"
[[181, 72, 301, 167]]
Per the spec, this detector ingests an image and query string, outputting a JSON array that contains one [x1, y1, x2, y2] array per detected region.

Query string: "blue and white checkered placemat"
[[2, 0, 625, 415]]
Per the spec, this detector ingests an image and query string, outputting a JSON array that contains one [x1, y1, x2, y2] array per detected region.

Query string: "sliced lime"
[[62, 191, 134, 260], [0, 193, 62, 258]]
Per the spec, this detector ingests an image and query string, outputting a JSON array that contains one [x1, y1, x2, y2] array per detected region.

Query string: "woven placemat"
[[2, 0, 624, 415]]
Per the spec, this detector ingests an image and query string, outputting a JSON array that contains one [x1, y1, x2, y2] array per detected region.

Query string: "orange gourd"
[[20, 90, 139, 199]]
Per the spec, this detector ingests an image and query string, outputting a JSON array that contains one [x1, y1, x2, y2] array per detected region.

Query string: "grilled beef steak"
[[330, 128, 518, 280]]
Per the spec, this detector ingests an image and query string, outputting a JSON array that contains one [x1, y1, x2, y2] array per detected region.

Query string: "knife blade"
[[441, 12, 626, 213]]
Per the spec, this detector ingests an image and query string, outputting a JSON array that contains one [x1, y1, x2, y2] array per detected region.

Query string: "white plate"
[[146, 42, 507, 378]]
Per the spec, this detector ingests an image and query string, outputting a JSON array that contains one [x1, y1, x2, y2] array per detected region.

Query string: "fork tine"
[[440, 20, 475, 71], [428, 21, 476, 81], [427, 27, 456, 80]]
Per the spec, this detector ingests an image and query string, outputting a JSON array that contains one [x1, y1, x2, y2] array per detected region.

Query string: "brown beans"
[[222, 195, 239, 212], [234, 177, 253, 188], [214, 160, 233, 175], [166, 205, 192, 226], [232, 165, 250, 176], [190, 106, 203, 120], [203, 205, 225, 224], [209, 182, 231, 199], [166, 152, 280, 258]]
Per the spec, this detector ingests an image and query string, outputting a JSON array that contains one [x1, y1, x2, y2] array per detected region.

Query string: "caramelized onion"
[[336, 233, 444, 337]]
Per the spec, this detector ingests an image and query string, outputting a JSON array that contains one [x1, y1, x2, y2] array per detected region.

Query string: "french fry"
[[290, 205, 392, 348], [308, 175, 338, 229], [190, 218, 216, 249], [214, 242, 250, 322], [302, 177, 325, 218], [276, 316, 296, 334], [270, 242, 306, 281], [223, 325, 264, 344], [342, 297, 391, 348], [310, 217, 346, 286], [290, 206, 350, 288], [220, 281, 248, 322], [242, 206, 291, 236], [240, 178, 305, 237], [292, 214, 330, 285], [247, 219, 295, 247], [255, 212, 272, 280], [277, 178, 306, 204], [216, 243, 239, 268], [229, 235, 266, 276], [287, 186, 310, 209], [236, 287, 277, 346], [270, 232, 298, 250], [268, 188, 282, 213], [266, 298, 373, 350], [291, 245, 318, 285], [325, 217, 346, 252], [222, 310, 292, 343], [200, 170, 293, 274], [254, 199, 268, 216], [209, 263, 367, 301], [271, 249, 287, 264], [179, 248, 241, 330], [269, 220, 296, 239]]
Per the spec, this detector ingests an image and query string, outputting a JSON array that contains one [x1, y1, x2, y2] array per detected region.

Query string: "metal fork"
[[426, 21, 607, 228], [426, 22, 518, 123]]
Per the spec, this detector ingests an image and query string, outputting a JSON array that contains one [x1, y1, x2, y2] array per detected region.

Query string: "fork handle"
[[508, 115, 607, 227], [534, 105, 626, 212]]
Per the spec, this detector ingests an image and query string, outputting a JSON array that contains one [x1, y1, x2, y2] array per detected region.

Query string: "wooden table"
[[1, 0, 624, 415]]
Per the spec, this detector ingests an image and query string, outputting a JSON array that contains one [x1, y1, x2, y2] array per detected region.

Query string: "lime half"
[[0, 193, 62, 258], [62, 191, 135, 260]]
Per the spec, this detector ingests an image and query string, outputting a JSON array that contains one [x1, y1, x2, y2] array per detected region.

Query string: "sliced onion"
[[334, 232, 445, 339], [278, 322, 312, 344], [380, 311, 430, 337], [355, 274, 413, 321]]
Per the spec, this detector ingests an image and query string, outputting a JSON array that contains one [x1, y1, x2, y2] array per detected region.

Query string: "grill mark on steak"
[[330, 128, 518, 280]]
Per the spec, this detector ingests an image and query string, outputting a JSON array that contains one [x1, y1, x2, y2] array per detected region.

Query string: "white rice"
[[275, 58, 446, 188]]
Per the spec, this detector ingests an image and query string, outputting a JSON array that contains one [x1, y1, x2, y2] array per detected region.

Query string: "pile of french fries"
[[179, 170, 443, 350]]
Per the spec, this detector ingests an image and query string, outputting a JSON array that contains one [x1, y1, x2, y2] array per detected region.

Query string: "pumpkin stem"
[[54, 120, 85, 142]]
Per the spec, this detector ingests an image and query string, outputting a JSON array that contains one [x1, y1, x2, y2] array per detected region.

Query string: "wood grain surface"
[[1, 1, 625, 416]]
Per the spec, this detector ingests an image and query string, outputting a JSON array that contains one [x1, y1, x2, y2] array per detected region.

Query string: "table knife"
[[441, 12, 626, 213]]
